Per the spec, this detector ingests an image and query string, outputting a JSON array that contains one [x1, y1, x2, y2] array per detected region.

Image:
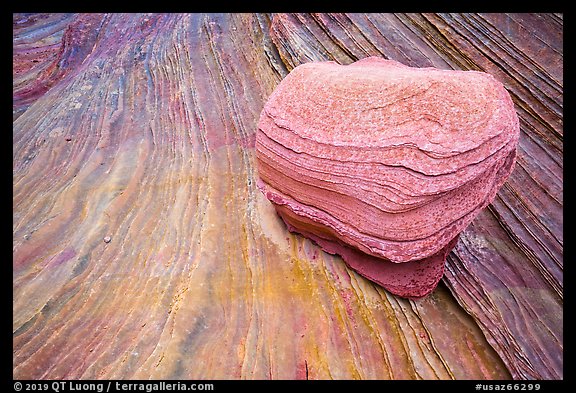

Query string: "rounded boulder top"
[[255, 57, 520, 298]]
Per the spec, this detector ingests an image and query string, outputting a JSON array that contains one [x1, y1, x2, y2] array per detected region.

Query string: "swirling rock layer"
[[256, 58, 519, 298], [13, 13, 561, 380]]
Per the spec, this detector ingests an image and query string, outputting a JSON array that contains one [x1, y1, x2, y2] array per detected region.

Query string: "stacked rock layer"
[[256, 57, 520, 298]]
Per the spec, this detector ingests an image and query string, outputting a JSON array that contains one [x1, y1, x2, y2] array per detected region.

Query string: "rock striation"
[[14, 13, 561, 380], [256, 57, 520, 298]]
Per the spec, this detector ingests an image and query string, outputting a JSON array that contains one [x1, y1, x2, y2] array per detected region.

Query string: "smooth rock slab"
[[256, 57, 520, 298]]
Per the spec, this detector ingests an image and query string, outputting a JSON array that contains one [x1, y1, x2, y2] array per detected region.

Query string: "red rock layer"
[[273, 201, 460, 299], [256, 57, 520, 298], [13, 13, 105, 119], [268, 12, 562, 380]]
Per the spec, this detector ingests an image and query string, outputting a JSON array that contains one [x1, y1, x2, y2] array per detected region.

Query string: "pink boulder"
[[255, 57, 519, 298]]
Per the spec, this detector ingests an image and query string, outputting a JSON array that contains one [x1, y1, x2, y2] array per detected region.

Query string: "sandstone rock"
[[14, 13, 560, 380], [256, 57, 520, 298]]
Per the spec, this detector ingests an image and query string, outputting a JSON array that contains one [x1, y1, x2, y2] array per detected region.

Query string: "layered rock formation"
[[256, 57, 520, 298], [13, 13, 562, 380]]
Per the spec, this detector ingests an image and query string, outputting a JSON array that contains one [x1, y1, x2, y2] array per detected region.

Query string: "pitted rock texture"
[[256, 57, 520, 298]]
